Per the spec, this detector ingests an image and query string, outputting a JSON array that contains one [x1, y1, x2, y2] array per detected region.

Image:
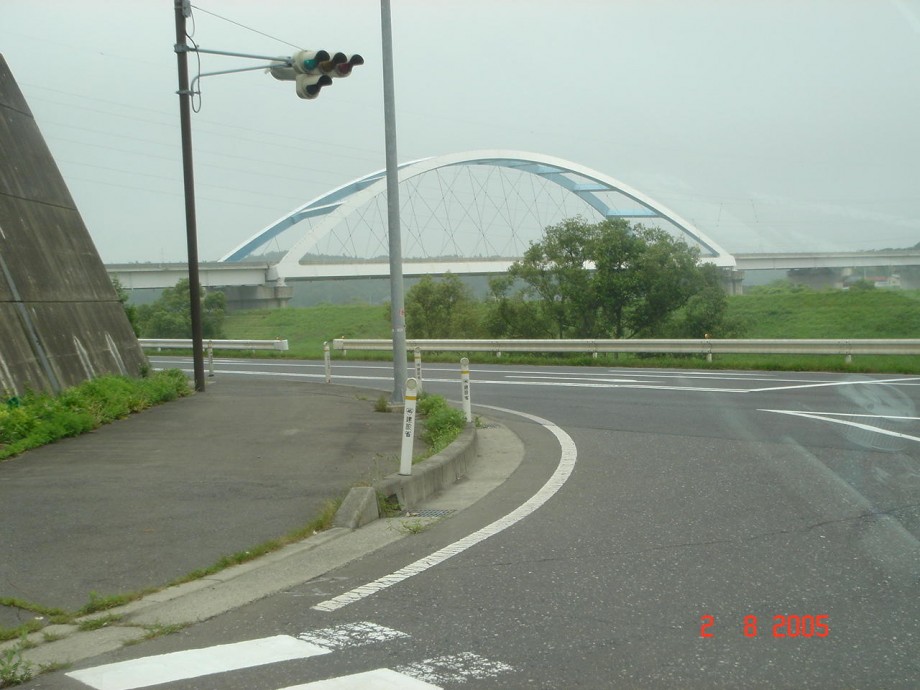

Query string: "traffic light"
[[269, 50, 364, 100]]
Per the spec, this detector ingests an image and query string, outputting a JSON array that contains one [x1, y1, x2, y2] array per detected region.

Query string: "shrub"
[[417, 394, 467, 455]]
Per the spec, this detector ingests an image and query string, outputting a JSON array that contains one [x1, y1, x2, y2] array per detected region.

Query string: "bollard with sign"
[[414, 346, 423, 393], [323, 341, 332, 383], [460, 357, 472, 423], [400, 377, 419, 475], [206, 341, 215, 378]]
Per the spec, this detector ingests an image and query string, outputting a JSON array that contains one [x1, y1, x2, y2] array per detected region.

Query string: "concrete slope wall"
[[0, 55, 147, 397]]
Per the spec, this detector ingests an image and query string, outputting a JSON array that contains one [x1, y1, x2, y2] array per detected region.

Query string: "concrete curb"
[[333, 424, 479, 528]]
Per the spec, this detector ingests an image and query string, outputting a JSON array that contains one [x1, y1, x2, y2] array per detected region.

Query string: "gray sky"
[[2, 0, 919, 263]]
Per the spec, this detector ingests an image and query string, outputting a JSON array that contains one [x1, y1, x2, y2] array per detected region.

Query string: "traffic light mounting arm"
[[176, 45, 362, 100]]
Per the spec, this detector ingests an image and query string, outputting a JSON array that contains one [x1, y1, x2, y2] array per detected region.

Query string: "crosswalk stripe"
[[66, 635, 330, 690], [279, 668, 441, 689]]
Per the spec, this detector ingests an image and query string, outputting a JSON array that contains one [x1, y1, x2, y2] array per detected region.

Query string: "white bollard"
[[400, 377, 419, 476], [207, 341, 215, 378], [460, 357, 472, 423], [414, 346, 423, 393], [323, 341, 332, 383]]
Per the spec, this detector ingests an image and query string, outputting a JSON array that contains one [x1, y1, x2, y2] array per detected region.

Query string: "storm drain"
[[406, 508, 455, 518]]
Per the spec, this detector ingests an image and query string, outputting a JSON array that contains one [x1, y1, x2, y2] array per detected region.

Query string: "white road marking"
[[298, 621, 408, 649], [761, 409, 920, 444], [749, 376, 920, 393], [280, 668, 441, 689], [312, 404, 577, 611], [395, 652, 514, 684], [66, 635, 330, 690]]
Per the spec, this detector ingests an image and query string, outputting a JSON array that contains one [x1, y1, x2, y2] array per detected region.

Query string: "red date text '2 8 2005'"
[[700, 614, 829, 638]]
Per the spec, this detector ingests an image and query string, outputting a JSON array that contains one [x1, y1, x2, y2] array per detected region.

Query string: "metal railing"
[[140, 338, 289, 351], [140, 338, 289, 378], [333, 338, 920, 363]]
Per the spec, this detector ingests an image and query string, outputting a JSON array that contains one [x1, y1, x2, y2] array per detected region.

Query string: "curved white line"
[[312, 404, 578, 612]]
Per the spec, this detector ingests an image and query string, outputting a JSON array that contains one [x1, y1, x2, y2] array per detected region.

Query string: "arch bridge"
[[219, 149, 736, 284]]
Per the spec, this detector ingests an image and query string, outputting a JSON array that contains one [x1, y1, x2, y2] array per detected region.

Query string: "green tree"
[[136, 279, 226, 339], [663, 263, 736, 337], [622, 226, 705, 337], [484, 274, 553, 338], [404, 273, 481, 338], [506, 217, 727, 338], [507, 218, 608, 338]]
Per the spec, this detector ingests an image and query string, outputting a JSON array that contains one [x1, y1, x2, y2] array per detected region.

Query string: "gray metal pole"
[[174, 0, 206, 392], [380, 0, 407, 402]]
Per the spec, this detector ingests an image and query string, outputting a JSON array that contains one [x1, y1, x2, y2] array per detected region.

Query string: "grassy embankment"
[[221, 289, 920, 373]]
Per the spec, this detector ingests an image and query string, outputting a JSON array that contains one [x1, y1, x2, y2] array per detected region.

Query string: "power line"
[[190, 4, 302, 51]]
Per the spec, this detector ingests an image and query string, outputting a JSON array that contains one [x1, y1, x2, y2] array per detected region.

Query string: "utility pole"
[[173, 0, 206, 392], [170, 2, 364, 395], [381, 0, 408, 403]]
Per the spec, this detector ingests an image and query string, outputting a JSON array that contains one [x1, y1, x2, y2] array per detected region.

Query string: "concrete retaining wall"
[[0, 54, 147, 396]]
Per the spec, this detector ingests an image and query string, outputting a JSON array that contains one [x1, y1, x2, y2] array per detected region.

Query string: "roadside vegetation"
[[0, 370, 190, 462]]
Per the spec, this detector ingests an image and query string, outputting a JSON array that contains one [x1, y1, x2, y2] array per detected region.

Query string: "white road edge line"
[[312, 404, 578, 612], [761, 409, 920, 443]]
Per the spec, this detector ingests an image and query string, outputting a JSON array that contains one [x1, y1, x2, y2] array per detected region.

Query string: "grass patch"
[[0, 600, 70, 642], [125, 622, 190, 645], [0, 370, 191, 462], [417, 393, 467, 458], [0, 640, 33, 687], [77, 614, 123, 632], [726, 289, 920, 339], [223, 304, 390, 359]]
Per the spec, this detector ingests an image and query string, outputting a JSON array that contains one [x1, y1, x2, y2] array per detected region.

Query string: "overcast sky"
[[2, 0, 919, 264]]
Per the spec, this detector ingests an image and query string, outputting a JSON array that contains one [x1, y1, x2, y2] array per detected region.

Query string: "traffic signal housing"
[[269, 50, 364, 100]]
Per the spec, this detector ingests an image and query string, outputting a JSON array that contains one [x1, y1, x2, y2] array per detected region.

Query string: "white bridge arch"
[[220, 150, 736, 281]]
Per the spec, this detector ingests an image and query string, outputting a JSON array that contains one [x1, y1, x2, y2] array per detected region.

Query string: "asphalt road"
[[36, 358, 920, 689]]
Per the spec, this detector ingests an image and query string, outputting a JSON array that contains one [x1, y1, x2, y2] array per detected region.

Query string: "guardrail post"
[[207, 341, 215, 377], [400, 377, 419, 475], [414, 346, 423, 393], [324, 341, 332, 383], [460, 356, 472, 423]]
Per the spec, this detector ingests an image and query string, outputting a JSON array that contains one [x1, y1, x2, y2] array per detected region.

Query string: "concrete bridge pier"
[[721, 268, 745, 296], [221, 282, 293, 311]]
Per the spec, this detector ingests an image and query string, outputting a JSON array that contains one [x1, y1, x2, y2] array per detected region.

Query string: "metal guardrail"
[[140, 338, 289, 379], [140, 338, 289, 351], [333, 338, 920, 362]]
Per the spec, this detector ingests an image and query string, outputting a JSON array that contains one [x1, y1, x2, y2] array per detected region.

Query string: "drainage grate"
[[406, 508, 455, 518]]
